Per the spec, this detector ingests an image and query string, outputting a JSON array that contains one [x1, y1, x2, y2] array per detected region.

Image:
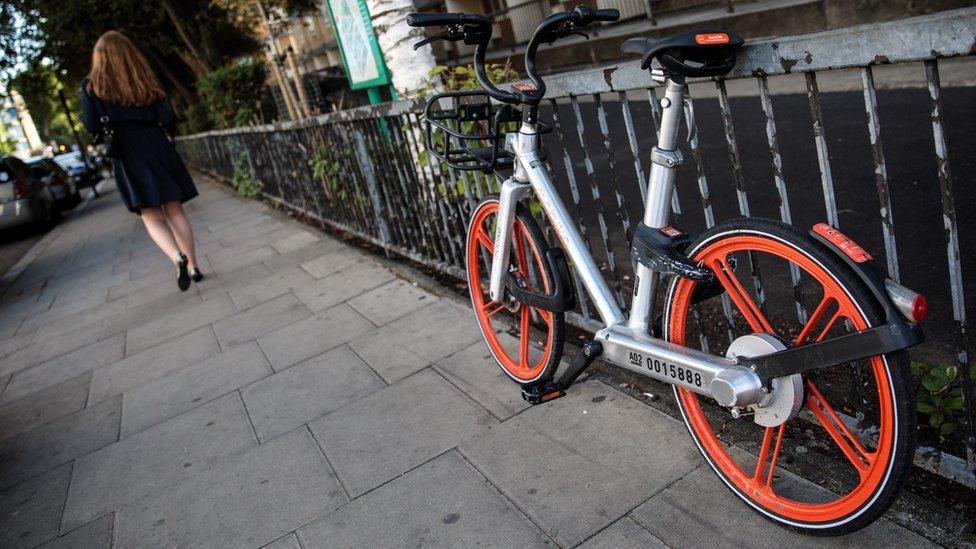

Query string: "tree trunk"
[[365, 0, 436, 97], [160, 0, 216, 73]]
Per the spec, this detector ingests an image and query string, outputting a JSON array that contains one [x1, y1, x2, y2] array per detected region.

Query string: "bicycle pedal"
[[521, 383, 565, 405]]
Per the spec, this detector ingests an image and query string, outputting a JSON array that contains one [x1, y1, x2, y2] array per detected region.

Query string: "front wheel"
[[663, 217, 915, 535], [466, 196, 565, 385]]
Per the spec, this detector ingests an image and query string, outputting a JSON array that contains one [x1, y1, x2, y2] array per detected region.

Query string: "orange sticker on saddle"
[[695, 33, 730, 45], [813, 223, 873, 263]]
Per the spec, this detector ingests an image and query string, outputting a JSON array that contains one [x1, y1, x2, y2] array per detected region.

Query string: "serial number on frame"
[[628, 351, 703, 387]]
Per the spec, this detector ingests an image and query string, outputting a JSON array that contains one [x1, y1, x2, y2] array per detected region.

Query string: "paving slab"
[[460, 415, 654, 547], [0, 374, 91, 441], [578, 516, 667, 549], [257, 303, 374, 371], [629, 463, 937, 548], [242, 345, 385, 442], [519, 380, 702, 482], [125, 293, 236, 354], [433, 337, 531, 421], [0, 334, 125, 405], [308, 369, 496, 497], [271, 230, 320, 254], [346, 279, 439, 325], [0, 321, 105, 379], [213, 293, 312, 349], [38, 514, 113, 549], [348, 301, 482, 383], [0, 396, 120, 490], [119, 277, 201, 311], [262, 532, 301, 549], [120, 342, 272, 437], [61, 393, 257, 531], [89, 326, 221, 405], [207, 244, 279, 274], [195, 261, 275, 301], [114, 427, 347, 548], [28, 295, 128, 342], [102, 287, 202, 337], [298, 247, 365, 278], [292, 260, 395, 312], [263, 239, 344, 274], [0, 464, 71, 549], [298, 451, 551, 548], [227, 266, 315, 310]]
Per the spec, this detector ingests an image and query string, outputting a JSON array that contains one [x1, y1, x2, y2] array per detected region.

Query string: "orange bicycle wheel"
[[466, 196, 564, 384], [664, 218, 915, 535]]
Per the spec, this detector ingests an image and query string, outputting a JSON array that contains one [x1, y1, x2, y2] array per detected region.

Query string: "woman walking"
[[81, 30, 202, 291]]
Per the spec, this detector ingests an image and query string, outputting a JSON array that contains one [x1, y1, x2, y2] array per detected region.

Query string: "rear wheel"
[[663, 218, 915, 535], [466, 196, 564, 384]]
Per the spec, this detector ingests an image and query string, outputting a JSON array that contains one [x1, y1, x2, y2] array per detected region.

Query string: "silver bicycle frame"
[[486, 78, 766, 408]]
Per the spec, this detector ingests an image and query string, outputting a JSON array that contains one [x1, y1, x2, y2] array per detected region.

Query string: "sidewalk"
[[0, 175, 939, 547]]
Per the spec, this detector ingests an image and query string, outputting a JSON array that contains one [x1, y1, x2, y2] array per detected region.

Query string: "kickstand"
[[522, 340, 603, 405]]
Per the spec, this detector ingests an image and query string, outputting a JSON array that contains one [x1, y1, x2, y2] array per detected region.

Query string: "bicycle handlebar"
[[405, 12, 487, 27], [522, 6, 619, 104], [408, 5, 619, 106]]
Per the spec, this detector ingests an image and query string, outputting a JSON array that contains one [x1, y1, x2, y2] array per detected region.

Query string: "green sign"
[[324, 0, 391, 90]]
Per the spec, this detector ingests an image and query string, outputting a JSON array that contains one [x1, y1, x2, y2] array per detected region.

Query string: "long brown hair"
[[86, 31, 165, 106]]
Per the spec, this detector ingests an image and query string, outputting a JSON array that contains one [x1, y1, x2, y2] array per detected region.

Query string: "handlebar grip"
[[406, 12, 488, 27], [589, 8, 619, 22]]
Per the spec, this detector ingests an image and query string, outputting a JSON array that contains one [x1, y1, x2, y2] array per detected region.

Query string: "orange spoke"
[[476, 230, 494, 253], [794, 296, 834, 345], [519, 306, 531, 368], [712, 258, 774, 333], [806, 380, 874, 479], [753, 424, 786, 488], [482, 302, 505, 318]]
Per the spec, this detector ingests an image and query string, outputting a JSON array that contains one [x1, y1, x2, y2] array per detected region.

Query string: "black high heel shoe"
[[190, 268, 204, 283], [176, 254, 191, 291]]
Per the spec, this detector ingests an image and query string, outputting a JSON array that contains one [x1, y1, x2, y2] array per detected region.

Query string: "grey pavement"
[[0, 176, 939, 548]]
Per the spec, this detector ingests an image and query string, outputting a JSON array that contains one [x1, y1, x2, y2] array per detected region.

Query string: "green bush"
[[196, 59, 268, 130], [179, 103, 213, 135], [911, 361, 971, 437], [231, 153, 262, 198]]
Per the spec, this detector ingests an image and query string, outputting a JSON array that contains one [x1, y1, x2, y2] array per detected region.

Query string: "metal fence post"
[[353, 129, 392, 247]]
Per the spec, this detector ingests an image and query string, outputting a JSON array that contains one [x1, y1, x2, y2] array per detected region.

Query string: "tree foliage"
[[2, 0, 321, 140], [195, 59, 269, 129]]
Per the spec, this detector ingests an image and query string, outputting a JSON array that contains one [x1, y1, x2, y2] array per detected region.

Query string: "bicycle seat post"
[[628, 75, 686, 332]]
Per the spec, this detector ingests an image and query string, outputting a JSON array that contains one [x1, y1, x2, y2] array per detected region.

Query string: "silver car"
[[0, 155, 60, 231]]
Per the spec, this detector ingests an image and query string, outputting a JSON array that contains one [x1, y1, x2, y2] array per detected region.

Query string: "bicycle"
[[408, 6, 927, 535]]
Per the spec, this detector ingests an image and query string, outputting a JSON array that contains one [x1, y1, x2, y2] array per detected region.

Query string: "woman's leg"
[[162, 201, 199, 270], [140, 207, 181, 262]]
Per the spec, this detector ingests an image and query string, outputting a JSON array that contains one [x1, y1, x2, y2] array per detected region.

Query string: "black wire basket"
[[422, 90, 522, 172]]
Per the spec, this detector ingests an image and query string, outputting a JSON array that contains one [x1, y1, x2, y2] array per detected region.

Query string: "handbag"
[[91, 95, 117, 158]]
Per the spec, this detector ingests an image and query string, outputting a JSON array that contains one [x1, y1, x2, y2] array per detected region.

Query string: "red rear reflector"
[[511, 82, 536, 92], [813, 223, 872, 263], [911, 294, 928, 323], [695, 33, 730, 45], [884, 279, 927, 323]]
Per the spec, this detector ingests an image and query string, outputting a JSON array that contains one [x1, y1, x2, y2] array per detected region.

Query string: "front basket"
[[422, 90, 521, 172]]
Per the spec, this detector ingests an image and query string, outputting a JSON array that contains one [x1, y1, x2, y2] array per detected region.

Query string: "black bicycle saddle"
[[621, 29, 744, 77]]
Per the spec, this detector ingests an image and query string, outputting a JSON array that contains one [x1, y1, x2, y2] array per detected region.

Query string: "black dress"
[[80, 80, 198, 214]]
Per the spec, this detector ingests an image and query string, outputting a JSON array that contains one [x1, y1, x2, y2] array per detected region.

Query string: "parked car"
[[27, 156, 82, 210], [54, 151, 101, 194], [0, 155, 60, 232]]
